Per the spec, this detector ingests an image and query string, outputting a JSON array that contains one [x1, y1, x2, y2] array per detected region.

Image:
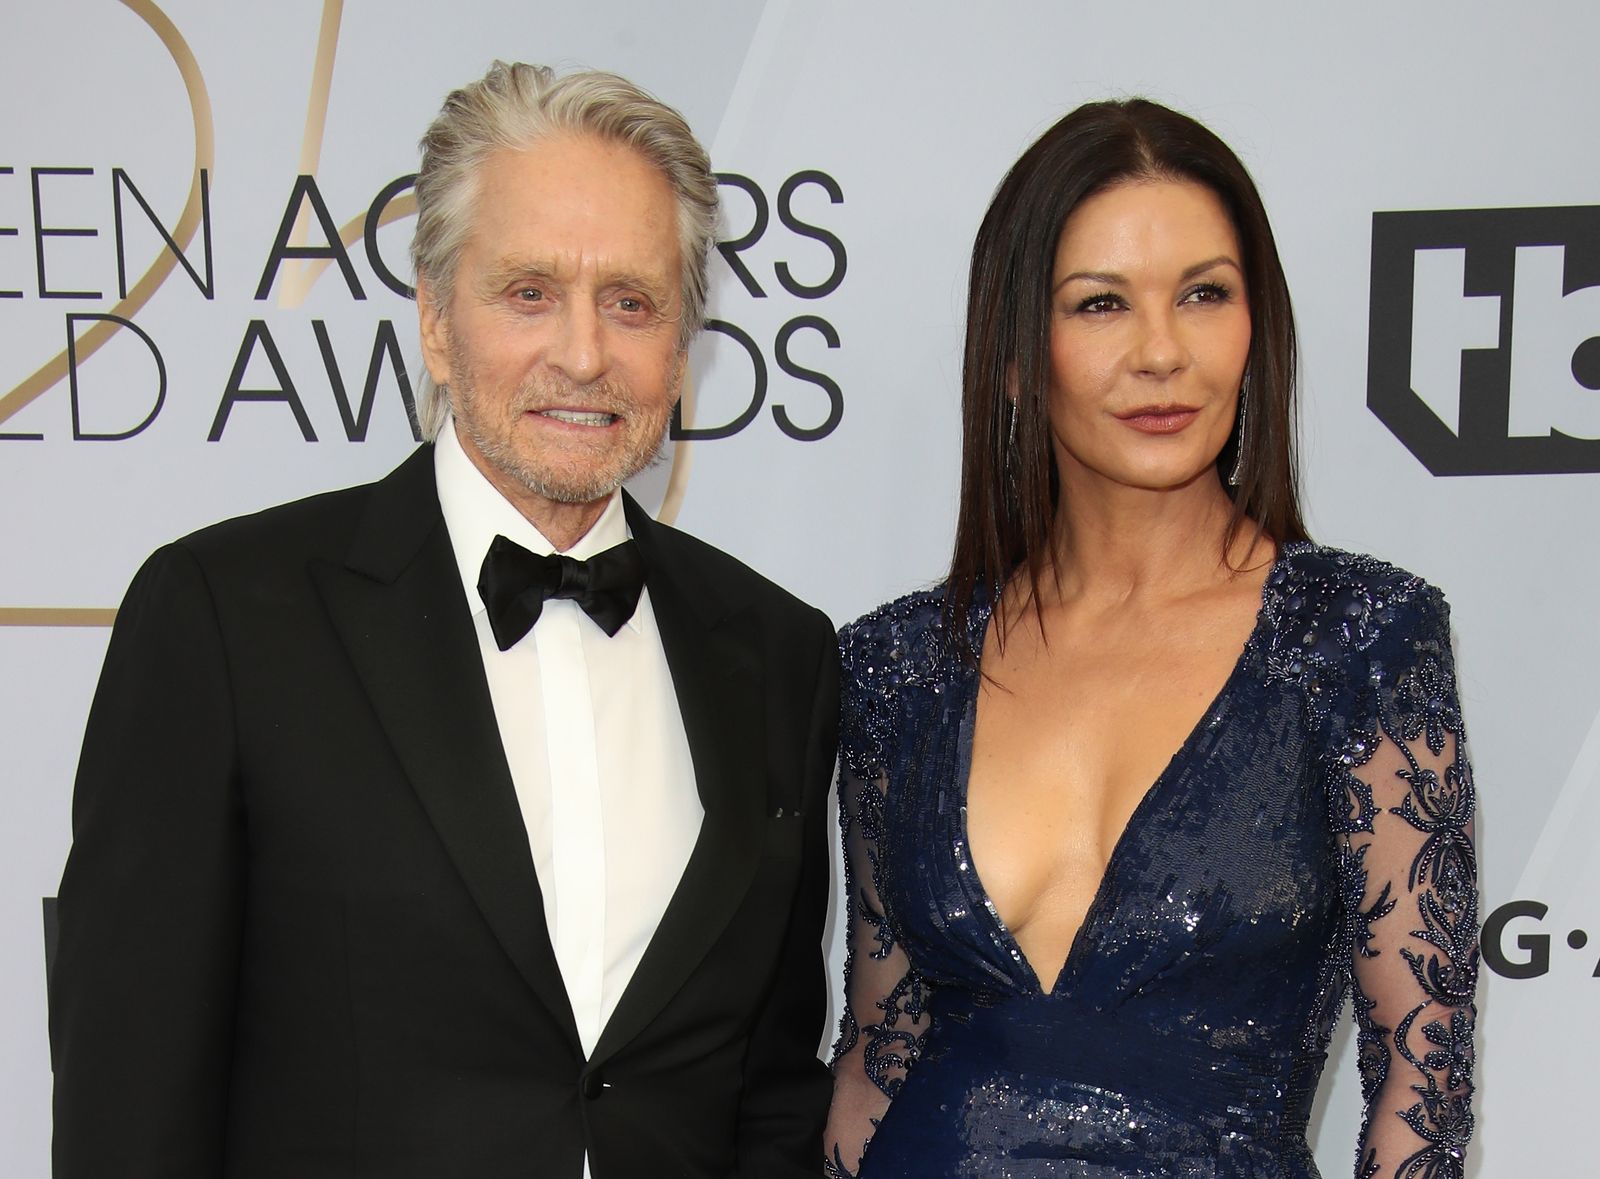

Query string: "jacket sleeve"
[[735, 606, 839, 1177], [50, 542, 245, 1179]]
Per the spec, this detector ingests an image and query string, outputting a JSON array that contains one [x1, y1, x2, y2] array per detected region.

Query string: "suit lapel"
[[590, 497, 768, 1065], [310, 446, 581, 1052]]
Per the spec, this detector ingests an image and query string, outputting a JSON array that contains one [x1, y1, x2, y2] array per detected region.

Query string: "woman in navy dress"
[[824, 100, 1478, 1178]]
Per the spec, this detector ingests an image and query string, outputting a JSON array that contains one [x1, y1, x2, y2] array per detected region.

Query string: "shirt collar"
[[434, 419, 638, 631]]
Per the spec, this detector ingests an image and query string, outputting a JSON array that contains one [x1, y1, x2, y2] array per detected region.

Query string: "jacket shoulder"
[[170, 447, 435, 584], [639, 516, 829, 632], [178, 481, 372, 558]]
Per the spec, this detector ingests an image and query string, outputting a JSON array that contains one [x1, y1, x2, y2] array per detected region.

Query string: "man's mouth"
[[536, 408, 618, 427]]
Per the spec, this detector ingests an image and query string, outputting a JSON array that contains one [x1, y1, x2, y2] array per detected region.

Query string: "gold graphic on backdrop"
[[281, 193, 419, 300], [1, 0, 214, 629], [5, 1, 695, 628], [276, 0, 345, 309], [0, 608, 119, 628], [0, 0, 214, 430], [659, 373, 695, 525]]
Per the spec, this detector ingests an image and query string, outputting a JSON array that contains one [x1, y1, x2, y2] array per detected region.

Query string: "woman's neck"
[[1033, 472, 1264, 611]]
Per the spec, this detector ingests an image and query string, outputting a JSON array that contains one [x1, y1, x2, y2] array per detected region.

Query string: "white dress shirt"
[[434, 423, 702, 1077]]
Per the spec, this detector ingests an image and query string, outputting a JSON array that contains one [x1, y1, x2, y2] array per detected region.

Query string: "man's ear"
[[416, 274, 452, 387]]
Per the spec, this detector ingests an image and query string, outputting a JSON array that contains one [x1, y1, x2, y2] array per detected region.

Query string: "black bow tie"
[[477, 534, 647, 650]]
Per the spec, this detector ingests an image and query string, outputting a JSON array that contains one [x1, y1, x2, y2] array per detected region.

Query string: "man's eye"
[[515, 286, 544, 302], [617, 296, 646, 314]]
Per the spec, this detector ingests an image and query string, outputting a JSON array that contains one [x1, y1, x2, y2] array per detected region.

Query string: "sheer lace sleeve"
[[1332, 587, 1478, 1179], [823, 624, 932, 1178]]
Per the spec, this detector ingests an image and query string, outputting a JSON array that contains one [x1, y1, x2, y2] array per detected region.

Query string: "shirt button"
[[580, 1070, 606, 1100]]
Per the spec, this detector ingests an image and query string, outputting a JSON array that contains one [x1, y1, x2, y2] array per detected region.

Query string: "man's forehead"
[[476, 135, 675, 213], [461, 139, 680, 276]]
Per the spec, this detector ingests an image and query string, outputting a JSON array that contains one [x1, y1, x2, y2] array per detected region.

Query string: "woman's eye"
[[515, 286, 545, 302], [1074, 292, 1122, 314], [618, 297, 645, 314], [1184, 282, 1231, 304]]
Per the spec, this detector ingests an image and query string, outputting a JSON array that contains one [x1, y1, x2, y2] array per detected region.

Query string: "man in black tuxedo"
[[50, 62, 837, 1178]]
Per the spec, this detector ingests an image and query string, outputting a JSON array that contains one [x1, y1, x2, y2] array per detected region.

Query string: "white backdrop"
[[4, 2, 1597, 1174]]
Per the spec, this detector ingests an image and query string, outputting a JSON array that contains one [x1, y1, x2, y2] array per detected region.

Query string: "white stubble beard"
[[449, 348, 679, 506]]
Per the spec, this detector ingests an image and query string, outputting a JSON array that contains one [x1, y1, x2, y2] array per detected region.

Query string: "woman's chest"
[[877, 672, 1344, 996]]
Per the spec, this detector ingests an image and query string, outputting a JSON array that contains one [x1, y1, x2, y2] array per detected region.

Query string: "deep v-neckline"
[[956, 561, 1279, 996]]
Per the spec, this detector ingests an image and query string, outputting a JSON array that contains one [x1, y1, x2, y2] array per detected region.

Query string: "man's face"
[[419, 134, 685, 519]]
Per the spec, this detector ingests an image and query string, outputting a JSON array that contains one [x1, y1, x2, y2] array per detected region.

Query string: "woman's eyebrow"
[[1053, 255, 1242, 293]]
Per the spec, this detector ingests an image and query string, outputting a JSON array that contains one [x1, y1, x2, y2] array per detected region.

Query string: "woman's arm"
[[823, 765, 931, 1178], [822, 617, 932, 1177], [1333, 587, 1478, 1178]]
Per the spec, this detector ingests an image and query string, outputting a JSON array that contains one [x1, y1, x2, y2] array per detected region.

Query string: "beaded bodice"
[[824, 545, 1478, 1179]]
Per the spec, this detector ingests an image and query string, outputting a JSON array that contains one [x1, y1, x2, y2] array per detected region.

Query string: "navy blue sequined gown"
[[825, 546, 1478, 1179]]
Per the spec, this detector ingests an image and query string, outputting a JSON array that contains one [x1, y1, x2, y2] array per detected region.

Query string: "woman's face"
[[1044, 178, 1252, 497]]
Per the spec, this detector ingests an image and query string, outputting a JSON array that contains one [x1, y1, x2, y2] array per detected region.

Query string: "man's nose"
[[548, 301, 606, 385]]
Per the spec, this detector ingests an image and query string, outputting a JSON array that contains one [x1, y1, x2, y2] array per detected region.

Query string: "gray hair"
[[411, 61, 720, 440]]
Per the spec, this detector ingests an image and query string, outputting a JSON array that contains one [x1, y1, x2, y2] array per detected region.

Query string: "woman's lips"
[[1116, 405, 1200, 435]]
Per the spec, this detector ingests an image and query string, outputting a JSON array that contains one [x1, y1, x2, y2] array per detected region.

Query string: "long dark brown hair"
[[945, 97, 1309, 664]]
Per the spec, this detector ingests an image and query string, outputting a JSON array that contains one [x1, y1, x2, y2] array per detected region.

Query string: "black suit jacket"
[[50, 446, 838, 1178]]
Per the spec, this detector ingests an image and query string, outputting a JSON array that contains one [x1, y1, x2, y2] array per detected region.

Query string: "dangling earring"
[[1228, 382, 1248, 487], [1004, 399, 1019, 495]]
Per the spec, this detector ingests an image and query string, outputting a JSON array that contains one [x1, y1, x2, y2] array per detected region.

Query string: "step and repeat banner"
[[3, 1, 1595, 1173]]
